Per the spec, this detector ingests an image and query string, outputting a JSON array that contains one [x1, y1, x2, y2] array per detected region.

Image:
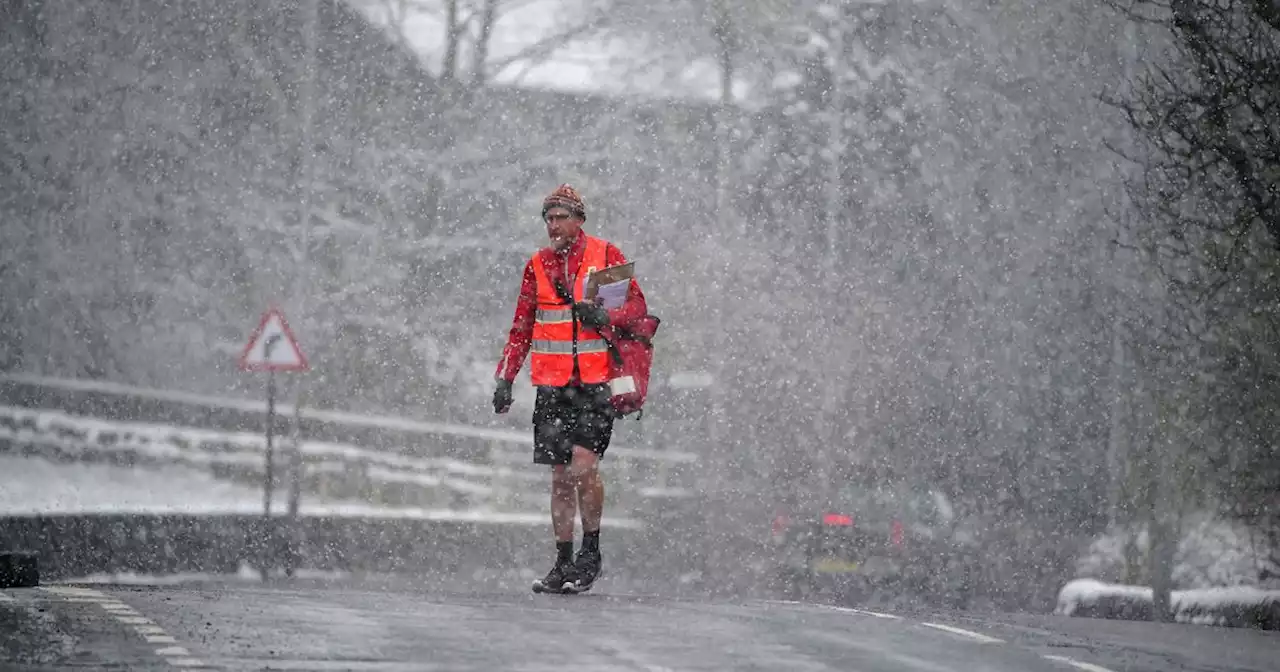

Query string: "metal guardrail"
[[0, 374, 697, 515], [0, 373, 697, 462]]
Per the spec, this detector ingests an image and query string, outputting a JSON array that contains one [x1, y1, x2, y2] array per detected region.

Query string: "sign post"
[[238, 307, 310, 577]]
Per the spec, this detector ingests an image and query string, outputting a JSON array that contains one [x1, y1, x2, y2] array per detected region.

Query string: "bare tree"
[[378, 0, 613, 87], [1105, 0, 1280, 616]]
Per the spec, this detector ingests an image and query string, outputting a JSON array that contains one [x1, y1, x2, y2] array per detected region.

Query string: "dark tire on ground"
[[770, 566, 809, 601], [0, 552, 39, 588]]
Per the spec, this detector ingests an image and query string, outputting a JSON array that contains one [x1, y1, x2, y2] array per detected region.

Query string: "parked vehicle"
[[767, 480, 977, 608]]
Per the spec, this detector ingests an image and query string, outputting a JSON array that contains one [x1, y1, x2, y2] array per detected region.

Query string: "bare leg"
[[551, 465, 576, 542], [571, 445, 604, 533]]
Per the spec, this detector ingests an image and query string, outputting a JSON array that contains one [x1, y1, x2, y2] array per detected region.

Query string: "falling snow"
[[1, 0, 1277, 628]]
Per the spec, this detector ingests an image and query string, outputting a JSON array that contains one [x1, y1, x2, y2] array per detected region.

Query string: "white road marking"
[[40, 587, 213, 669], [821, 605, 902, 620], [765, 599, 902, 620], [38, 587, 114, 603], [1043, 654, 1118, 672], [41, 586, 107, 597], [107, 604, 144, 616], [0, 592, 14, 603], [920, 622, 1005, 644]]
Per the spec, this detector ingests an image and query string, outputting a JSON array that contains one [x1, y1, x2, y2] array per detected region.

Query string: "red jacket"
[[495, 230, 648, 383]]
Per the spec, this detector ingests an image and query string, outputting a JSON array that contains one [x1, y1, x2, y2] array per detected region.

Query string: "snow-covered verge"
[[1057, 514, 1280, 629], [0, 408, 643, 528], [1055, 578, 1280, 630], [0, 454, 614, 525], [0, 404, 540, 512]]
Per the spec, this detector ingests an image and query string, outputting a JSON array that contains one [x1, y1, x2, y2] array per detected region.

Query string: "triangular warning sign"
[[238, 307, 309, 372]]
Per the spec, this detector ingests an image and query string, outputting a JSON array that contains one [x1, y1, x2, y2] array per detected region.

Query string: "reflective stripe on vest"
[[529, 235, 611, 386], [535, 308, 573, 324], [532, 339, 610, 355]]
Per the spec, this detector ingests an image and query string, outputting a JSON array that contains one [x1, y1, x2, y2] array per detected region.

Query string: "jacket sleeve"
[[494, 258, 538, 383], [603, 243, 648, 327]]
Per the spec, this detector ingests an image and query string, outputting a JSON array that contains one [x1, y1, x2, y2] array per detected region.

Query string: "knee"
[[570, 448, 599, 483], [551, 466, 575, 493]]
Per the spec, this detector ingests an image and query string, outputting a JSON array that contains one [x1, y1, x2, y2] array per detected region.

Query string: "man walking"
[[492, 184, 648, 594]]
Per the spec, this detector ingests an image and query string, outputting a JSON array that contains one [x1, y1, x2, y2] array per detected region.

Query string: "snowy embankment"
[[0, 454, 554, 524], [0, 405, 641, 528], [1058, 517, 1280, 630], [0, 404, 530, 509]]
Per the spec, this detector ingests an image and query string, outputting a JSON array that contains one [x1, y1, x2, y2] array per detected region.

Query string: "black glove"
[[574, 302, 610, 329], [492, 379, 513, 414]]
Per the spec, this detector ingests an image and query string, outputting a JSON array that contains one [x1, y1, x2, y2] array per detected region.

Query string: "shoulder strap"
[[548, 268, 624, 366], [535, 248, 570, 304], [550, 275, 573, 305], [546, 244, 656, 365], [552, 275, 627, 366]]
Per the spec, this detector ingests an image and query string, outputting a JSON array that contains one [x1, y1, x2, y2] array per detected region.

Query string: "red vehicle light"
[[822, 513, 854, 526], [890, 519, 905, 546]]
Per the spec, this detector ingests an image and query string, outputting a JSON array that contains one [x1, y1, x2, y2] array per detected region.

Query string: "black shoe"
[[532, 561, 574, 594], [564, 548, 601, 593]]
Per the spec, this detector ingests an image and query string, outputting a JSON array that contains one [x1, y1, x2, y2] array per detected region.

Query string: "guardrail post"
[[284, 397, 304, 578], [487, 439, 504, 510]]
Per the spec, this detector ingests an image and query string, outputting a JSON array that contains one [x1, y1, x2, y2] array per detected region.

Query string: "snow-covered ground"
[[0, 453, 295, 516], [0, 403, 521, 503], [0, 454, 583, 524], [0, 403, 681, 522], [0, 399, 656, 526]]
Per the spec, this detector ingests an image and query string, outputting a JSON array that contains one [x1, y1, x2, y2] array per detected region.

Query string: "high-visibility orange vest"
[[530, 235, 611, 386]]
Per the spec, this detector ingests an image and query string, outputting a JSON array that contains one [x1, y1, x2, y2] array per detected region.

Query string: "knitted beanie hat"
[[542, 183, 586, 220]]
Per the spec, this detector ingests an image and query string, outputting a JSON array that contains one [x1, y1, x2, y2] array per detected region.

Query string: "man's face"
[[545, 206, 583, 251]]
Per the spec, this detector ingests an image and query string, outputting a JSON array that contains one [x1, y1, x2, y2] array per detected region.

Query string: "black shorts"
[[532, 384, 615, 465]]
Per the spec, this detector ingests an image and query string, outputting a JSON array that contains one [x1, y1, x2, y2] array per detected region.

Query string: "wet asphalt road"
[[2, 576, 1278, 671]]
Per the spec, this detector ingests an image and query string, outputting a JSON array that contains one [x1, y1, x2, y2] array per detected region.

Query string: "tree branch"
[[485, 11, 615, 78]]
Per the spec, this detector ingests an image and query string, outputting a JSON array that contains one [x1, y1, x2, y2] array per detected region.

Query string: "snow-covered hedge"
[[1075, 515, 1278, 589], [1056, 578, 1280, 630], [1060, 514, 1280, 629]]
